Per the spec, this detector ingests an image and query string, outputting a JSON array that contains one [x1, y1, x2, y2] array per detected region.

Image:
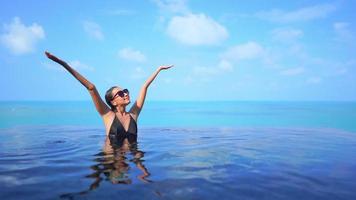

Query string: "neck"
[[115, 105, 126, 115]]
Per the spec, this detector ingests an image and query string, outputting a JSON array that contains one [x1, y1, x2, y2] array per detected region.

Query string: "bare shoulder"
[[129, 100, 139, 113], [129, 112, 138, 123], [102, 111, 116, 134], [129, 101, 142, 119]]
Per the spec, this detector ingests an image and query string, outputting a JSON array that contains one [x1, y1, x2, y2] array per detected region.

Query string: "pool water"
[[1, 126, 355, 199]]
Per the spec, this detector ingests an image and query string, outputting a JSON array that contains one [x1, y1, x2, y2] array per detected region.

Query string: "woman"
[[45, 51, 173, 146]]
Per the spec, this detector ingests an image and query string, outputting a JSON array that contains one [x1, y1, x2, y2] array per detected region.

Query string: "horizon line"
[[1, 99, 356, 102]]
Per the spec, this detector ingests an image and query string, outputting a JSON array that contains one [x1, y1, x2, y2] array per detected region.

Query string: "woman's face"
[[111, 87, 130, 107]]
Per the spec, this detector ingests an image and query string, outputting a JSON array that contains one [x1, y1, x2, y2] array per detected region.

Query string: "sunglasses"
[[112, 89, 129, 99]]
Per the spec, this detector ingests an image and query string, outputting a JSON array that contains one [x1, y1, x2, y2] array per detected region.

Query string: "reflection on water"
[[1, 127, 356, 200], [60, 137, 151, 199]]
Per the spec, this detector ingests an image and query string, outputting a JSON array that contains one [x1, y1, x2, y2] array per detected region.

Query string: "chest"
[[109, 113, 137, 135], [115, 114, 131, 131]]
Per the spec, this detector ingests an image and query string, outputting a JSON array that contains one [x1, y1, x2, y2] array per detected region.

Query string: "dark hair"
[[105, 86, 118, 111]]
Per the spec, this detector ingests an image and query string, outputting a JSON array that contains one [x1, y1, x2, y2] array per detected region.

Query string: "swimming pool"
[[1, 126, 355, 199]]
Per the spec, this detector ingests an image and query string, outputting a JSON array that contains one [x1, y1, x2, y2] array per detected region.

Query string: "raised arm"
[[130, 65, 173, 119], [45, 51, 110, 116]]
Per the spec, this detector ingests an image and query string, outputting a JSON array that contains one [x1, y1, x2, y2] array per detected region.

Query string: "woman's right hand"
[[45, 51, 64, 64]]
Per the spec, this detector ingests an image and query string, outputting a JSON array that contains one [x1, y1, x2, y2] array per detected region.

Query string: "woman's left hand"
[[158, 65, 174, 71]]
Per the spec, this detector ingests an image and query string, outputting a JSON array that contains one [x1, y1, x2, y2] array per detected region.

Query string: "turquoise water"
[[1, 101, 356, 199], [1, 101, 356, 131]]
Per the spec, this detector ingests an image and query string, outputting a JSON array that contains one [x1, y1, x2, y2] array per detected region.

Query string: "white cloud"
[[118, 48, 146, 62], [83, 21, 104, 40], [217, 60, 233, 72], [0, 17, 45, 54], [256, 3, 336, 23], [221, 42, 264, 62], [162, 77, 172, 84], [280, 67, 305, 76], [42, 61, 64, 72], [333, 22, 353, 41], [334, 59, 355, 75], [131, 67, 147, 79], [69, 60, 94, 71], [182, 75, 195, 85], [188, 60, 233, 83], [345, 60, 356, 67], [166, 13, 228, 45], [336, 68, 347, 75], [272, 28, 303, 42], [334, 22, 348, 30], [306, 77, 322, 84], [193, 66, 217, 76], [187, 66, 217, 84], [153, 0, 189, 14]]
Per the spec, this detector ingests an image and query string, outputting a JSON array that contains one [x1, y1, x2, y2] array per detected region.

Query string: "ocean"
[[0, 101, 356, 199]]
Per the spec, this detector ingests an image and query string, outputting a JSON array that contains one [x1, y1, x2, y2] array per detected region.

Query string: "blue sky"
[[1, 0, 355, 101]]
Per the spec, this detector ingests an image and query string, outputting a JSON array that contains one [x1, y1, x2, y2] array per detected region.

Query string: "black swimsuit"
[[108, 114, 137, 147]]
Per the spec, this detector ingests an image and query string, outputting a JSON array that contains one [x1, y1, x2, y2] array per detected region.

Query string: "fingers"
[[159, 65, 174, 69], [45, 51, 56, 60], [45, 51, 51, 58], [45, 51, 61, 63]]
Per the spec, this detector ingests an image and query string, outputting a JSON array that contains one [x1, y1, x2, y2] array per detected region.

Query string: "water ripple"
[[0, 126, 356, 199]]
